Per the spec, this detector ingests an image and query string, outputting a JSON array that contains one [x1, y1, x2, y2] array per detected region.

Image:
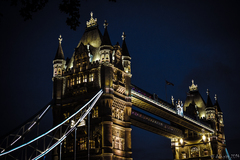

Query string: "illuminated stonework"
[[189, 79, 198, 91], [86, 12, 97, 28], [52, 12, 227, 160], [52, 12, 132, 160], [172, 80, 226, 160]]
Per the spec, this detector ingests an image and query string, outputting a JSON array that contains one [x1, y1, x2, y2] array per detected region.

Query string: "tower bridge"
[[0, 12, 229, 160]]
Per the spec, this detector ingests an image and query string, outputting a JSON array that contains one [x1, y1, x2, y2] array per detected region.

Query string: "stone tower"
[[52, 12, 132, 160], [171, 80, 226, 160]]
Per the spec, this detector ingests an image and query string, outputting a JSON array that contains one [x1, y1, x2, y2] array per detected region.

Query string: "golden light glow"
[[202, 135, 206, 142], [180, 138, 183, 145]]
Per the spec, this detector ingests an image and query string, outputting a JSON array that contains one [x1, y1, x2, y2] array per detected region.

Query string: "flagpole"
[[165, 80, 174, 102]]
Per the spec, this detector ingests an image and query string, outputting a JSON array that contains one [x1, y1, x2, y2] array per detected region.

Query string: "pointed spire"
[[54, 35, 65, 60], [206, 89, 213, 108], [214, 94, 222, 112], [121, 32, 130, 57], [101, 20, 112, 46]]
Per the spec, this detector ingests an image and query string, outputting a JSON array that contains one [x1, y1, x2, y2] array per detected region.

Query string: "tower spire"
[[54, 35, 65, 60], [121, 32, 130, 57], [214, 94, 222, 112], [206, 89, 213, 107], [101, 20, 112, 46]]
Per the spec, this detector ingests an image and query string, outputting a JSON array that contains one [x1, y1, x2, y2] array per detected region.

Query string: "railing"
[[131, 85, 214, 133], [0, 90, 103, 160], [0, 101, 53, 155], [131, 110, 183, 138]]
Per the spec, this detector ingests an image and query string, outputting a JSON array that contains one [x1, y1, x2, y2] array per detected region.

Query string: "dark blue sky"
[[0, 0, 240, 159]]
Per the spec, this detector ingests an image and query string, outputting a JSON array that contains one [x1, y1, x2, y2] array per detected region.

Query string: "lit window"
[[89, 73, 94, 82], [101, 54, 104, 61], [79, 138, 87, 150], [115, 139, 119, 149], [58, 68, 61, 75], [119, 140, 122, 150], [83, 75, 87, 82], [105, 54, 109, 61], [76, 76, 81, 84], [54, 68, 57, 75]]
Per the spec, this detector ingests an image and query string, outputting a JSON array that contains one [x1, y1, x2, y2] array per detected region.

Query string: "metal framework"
[[0, 90, 103, 160]]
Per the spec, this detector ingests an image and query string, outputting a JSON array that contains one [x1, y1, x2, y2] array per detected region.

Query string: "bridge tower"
[[171, 80, 226, 160], [52, 12, 132, 160]]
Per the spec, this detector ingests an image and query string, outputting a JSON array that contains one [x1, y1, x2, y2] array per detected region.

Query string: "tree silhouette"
[[4, 0, 116, 30]]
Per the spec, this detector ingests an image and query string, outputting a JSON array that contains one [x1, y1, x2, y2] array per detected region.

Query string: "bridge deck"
[[131, 109, 184, 139], [131, 85, 214, 133]]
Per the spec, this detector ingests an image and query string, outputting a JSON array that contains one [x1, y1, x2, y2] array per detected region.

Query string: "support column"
[[102, 121, 113, 160]]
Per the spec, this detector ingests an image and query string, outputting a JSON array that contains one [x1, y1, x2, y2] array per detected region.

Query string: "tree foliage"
[[4, 0, 116, 30]]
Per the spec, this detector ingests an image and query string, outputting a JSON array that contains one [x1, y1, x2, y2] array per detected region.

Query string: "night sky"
[[0, 0, 240, 159]]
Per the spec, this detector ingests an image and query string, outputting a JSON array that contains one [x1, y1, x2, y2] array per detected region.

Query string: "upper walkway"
[[130, 85, 214, 133], [131, 109, 184, 138]]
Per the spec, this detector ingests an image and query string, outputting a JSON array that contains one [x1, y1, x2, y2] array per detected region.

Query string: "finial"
[[58, 35, 63, 44], [103, 20, 108, 28], [86, 12, 97, 28], [189, 79, 198, 91], [206, 89, 209, 95], [171, 96, 174, 105], [122, 32, 126, 40], [214, 94, 218, 101]]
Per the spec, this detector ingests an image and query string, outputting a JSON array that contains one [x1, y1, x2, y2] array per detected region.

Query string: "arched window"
[[101, 54, 104, 62], [105, 54, 109, 62], [190, 146, 199, 157], [58, 68, 61, 75], [89, 73, 94, 82], [112, 137, 115, 148], [119, 139, 122, 150], [115, 139, 119, 149], [54, 68, 57, 75], [112, 107, 115, 118], [182, 152, 186, 159], [72, 78, 75, 86], [76, 76, 81, 84], [83, 74, 87, 82]]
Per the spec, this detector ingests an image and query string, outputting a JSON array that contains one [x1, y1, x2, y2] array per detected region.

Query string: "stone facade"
[[171, 80, 226, 160], [52, 13, 132, 160]]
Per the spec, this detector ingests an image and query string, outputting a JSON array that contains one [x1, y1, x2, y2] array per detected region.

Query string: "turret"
[[52, 35, 66, 100], [183, 80, 206, 119], [214, 94, 224, 132], [53, 35, 66, 77], [205, 89, 215, 121], [99, 20, 113, 63], [121, 32, 131, 73]]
